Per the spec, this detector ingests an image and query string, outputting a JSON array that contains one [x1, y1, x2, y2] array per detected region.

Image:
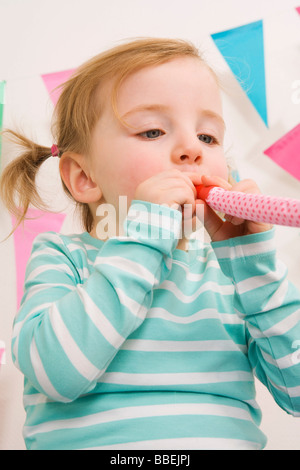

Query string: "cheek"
[[119, 156, 164, 193], [220, 162, 229, 181], [211, 154, 229, 180]]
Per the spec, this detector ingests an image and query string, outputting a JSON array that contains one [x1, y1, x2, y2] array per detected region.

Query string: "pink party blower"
[[195, 184, 300, 228]]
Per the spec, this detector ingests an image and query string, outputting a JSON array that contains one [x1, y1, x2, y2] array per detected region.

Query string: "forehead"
[[116, 57, 221, 112], [122, 56, 217, 83], [95, 57, 221, 127]]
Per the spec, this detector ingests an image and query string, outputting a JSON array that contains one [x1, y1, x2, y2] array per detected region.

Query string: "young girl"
[[1, 38, 300, 450]]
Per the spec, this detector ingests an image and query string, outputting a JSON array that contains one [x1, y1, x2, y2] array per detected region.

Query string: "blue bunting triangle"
[[211, 20, 268, 127]]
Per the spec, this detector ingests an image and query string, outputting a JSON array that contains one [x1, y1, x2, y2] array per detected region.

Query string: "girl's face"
[[89, 57, 228, 212]]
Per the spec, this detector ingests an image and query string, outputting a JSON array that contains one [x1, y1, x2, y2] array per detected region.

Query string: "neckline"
[[80, 231, 104, 247]]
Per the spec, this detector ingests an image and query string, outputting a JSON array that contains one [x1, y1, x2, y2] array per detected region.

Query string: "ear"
[[59, 152, 102, 203]]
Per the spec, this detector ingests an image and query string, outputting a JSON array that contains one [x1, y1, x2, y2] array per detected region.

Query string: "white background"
[[0, 0, 300, 450]]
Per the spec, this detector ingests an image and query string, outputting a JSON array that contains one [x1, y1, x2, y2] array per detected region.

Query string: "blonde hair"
[[0, 37, 215, 234]]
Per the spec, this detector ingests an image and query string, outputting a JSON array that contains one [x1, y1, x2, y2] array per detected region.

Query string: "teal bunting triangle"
[[211, 20, 268, 127]]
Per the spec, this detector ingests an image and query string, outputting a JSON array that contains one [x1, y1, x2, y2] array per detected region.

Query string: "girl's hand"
[[196, 175, 273, 242], [134, 169, 202, 212]]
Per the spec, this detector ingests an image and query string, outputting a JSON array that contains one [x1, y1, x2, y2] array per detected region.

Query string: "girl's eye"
[[198, 134, 217, 144], [138, 129, 164, 139]]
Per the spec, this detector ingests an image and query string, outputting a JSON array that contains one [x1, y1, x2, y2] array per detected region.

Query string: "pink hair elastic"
[[195, 184, 300, 228], [51, 144, 59, 157]]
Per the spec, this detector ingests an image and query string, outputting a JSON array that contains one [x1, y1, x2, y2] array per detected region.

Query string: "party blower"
[[195, 184, 300, 228]]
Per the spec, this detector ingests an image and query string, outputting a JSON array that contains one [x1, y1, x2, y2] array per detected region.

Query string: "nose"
[[178, 153, 201, 163], [171, 136, 202, 165]]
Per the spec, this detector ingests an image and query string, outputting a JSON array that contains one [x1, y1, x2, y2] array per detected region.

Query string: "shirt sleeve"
[[212, 228, 300, 416], [11, 201, 182, 403]]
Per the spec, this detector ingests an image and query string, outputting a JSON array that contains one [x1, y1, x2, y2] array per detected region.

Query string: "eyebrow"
[[120, 104, 169, 121], [121, 104, 226, 129], [201, 109, 226, 130]]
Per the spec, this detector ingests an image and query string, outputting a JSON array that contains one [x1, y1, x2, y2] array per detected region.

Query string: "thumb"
[[195, 199, 224, 240]]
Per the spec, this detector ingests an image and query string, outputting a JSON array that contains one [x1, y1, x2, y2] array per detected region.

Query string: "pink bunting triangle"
[[12, 209, 66, 308], [264, 123, 300, 181], [0, 342, 5, 366], [41, 69, 76, 106], [296, 6, 300, 15]]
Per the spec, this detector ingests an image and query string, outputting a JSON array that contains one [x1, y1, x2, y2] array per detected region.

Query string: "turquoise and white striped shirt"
[[12, 201, 300, 449]]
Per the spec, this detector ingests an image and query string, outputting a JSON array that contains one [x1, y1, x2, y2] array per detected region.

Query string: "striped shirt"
[[11, 201, 300, 449]]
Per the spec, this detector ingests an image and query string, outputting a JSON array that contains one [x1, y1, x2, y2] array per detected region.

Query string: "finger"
[[184, 172, 203, 185], [195, 199, 224, 239], [229, 178, 260, 194], [180, 172, 202, 197], [201, 175, 232, 191], [224, 214, 245, 225]]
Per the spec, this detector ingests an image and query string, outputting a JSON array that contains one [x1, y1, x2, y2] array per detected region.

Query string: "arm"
[[212, 228, 300, 416], [11, 201, 182, 402]]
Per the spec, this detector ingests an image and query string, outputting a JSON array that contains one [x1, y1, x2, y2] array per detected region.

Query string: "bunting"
[[0, 341, 5, 366], [41, 69, 75, 106], [12, 209, 66, 308], [211, 20, 268, 127], [264, 124, 300, 182]]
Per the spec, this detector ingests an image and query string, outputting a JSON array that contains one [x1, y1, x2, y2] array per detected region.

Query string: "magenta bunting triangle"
[[264, 123, 300, 181], [12, 209, 66, 307], [0, 342, 5, 366]]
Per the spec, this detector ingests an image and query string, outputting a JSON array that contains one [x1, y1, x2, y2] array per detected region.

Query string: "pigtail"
[[0, 129, 52, 234]]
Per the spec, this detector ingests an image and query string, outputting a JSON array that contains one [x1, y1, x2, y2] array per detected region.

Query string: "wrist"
[[124, 200, 183, 255]]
